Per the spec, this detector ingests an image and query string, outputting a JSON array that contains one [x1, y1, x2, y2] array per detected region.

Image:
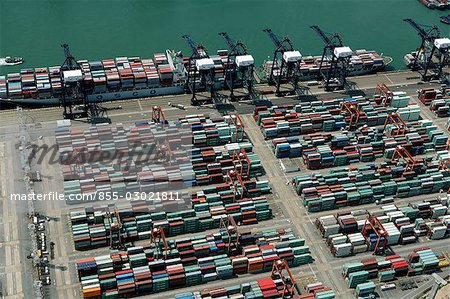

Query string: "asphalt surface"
[[0, 70, 449, 299]]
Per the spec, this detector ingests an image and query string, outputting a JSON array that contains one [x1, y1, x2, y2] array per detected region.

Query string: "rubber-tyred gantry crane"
[[361, 216, 389, 255], [339, 99, 364, 130], [310, 25, 352, 91], [219, 215, 240, 254], [226, 169, 246, 202], [232, 148, 251, 178], [150, 227, 169, 260], [106, 207, 123, 250], [404, 19, 450, 82], [228, 114, 246, 142], [384, 112, 408, 136], [374, 83, 394, 106], [218, 32, 255, 100], [182, 35, 216, 105], [271, 260, 298, 298], [391, 145, 423, 173], [151, 105, 167, 126], [263, 28, 304, 97]]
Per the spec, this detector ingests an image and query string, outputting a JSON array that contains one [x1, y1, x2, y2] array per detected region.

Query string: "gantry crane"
[[60, 44, 111, 123], [182, 35, 216, 105], [271, 260, 299, 298], [60, 44, 88, 119], [384, 113, 408, 136], [404, 19, 450, 82], [310, 25, 352, 91], [150, 227, 169, 260], [219, 215, 240, 254], [226, 169, 246, 202], [227, 114, 246, 142], [263, 28, 304, 96], [361, 216, 389, 255], [374, 83, 394, 106], [218, 32, 255, 100], [340, 100, 364, 130], [151, 105, 167, 126], [391, 145, 423, 173], [106, 207, 123, 250], [232, 148, 251, 178]]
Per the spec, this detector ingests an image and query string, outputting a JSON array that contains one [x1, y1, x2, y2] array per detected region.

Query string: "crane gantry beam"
[[263, 28, 305, 97], [310, 25, 352, 91], [182, 35, 216, 105], [404, 19, 450, 82], [218, 32, 255, 100]]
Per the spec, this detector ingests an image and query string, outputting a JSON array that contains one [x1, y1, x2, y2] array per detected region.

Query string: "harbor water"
[[1, 0, 448, 74]]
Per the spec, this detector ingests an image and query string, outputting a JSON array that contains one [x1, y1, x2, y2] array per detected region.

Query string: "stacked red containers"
[[386, 254, 409, 276]]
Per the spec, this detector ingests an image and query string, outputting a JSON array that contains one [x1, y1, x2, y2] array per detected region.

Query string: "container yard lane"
[[0, 141, 33, 298]]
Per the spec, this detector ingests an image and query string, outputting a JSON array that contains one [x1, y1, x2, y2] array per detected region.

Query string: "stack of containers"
[[301, 281, 336, 299], [129, 57, 147, 88], [76, 229, 313, 297], [90, 61, 107, 93], [70, 195, 272, 250], [142, 58, 160, 87], [175, 276, 335, 298], [103, 58, 120, 91], [35, 67, 51, 98], [355, 282, 376, 297], [430, 98, 450, 117], [0, 76, 7, 98], [407, 247, 441, 275], [21, 69, 37, 98], [154, 53, 173, 85], [48, 66, 62, 96], [293, 162, 450, 212]]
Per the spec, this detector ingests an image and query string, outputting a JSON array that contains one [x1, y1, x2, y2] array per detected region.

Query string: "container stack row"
[[76, 228, 313, 298], [70, 190, 272, 250], [418, 87, 450, 117], [271, 119, 447, 168], [342, 247, 448, 292], [292, 161, 450, 212], [315, 199, 449, 257]]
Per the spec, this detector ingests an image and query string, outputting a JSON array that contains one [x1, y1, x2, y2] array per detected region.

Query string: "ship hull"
[[0, 85, 185, 107]]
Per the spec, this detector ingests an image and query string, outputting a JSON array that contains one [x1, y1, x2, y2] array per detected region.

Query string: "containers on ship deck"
[[2, 51, 181, 100]]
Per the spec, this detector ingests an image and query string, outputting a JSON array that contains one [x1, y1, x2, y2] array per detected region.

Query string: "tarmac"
[[0, 69, 449, 299]]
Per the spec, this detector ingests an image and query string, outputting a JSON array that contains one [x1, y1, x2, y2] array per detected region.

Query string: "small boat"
[[440, 15, 450, 24], [0, 56, 24, 66]]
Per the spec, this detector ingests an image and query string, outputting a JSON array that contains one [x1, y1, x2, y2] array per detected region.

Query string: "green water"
[[1, 0, 448, 75]]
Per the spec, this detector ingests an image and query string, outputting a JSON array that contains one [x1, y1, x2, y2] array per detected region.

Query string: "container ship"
[[418, 0, 450, 9], [262, 49, 392, 82], [1, 48, 390, 107]]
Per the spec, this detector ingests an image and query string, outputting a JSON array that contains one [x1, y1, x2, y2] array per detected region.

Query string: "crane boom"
[[219, 32, 235, 51], [310, 25, 343, 47], [182, 35, 207, 58], [263, 28, 293, 51], [403, 19, 440, 40]]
